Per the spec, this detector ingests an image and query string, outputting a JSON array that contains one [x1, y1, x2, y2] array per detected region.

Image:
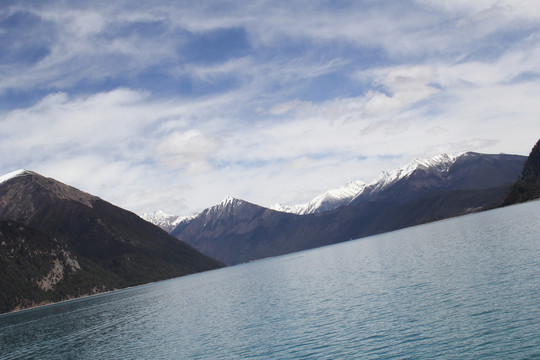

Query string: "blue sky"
[[1, 0, 540, 215]]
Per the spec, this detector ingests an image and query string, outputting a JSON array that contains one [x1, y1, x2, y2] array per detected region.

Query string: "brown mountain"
[[0, 170, 223, 314]]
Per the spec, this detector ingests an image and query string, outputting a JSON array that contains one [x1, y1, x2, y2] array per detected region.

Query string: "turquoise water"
[[1, 201, 539, 359]]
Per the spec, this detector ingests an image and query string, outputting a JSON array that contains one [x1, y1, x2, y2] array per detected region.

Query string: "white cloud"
[[154, 130, 221, 173], [0, 89, 152, 158], [355, 65, 439, 116], [45, 10, 106, 38], [269, 100, 312, 116], [186, 57, 254, 83], [414, 0, 540, 19], [0, 88, 221, 213]]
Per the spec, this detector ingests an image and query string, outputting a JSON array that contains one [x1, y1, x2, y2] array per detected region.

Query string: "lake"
[[1, 201, 539, 359]]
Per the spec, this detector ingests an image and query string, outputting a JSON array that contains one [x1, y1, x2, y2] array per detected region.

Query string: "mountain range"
[[169, 152, 526, 265], [0, 170, 223, 313]]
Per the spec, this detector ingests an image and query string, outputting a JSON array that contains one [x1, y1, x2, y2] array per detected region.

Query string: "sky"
[[1, 0, 540, 216]]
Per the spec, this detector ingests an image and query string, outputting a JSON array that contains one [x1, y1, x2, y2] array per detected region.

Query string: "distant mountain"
[[272, 180, 366, 214], [0, 170, 223, 314], [503, 138, 540, 205], [141, 210, 191, 232], [171, 197, 331, 265], [273, 152, 524, 214], [172, 152, 526, 265], [170, 197, 275, 263]]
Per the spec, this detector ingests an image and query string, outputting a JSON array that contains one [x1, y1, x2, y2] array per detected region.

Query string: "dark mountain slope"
[[445, 152, 525, 190], [0, 220, 111, 312], [503, 138, 540, 205], [0, 171, 223, 313], [349, 152, 525, 205], [173, 186, 513, 266], [171, 198, 306, 264]]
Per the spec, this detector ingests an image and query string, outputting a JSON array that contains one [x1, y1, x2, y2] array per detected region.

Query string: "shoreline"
[[1, 288, 122, 317], [0, 281, 162, 317], [0, 266, 227, 317]]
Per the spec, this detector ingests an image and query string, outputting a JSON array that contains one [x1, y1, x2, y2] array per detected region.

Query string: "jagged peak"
[[178, 213, 199, 223], [326, 179, 366, 196], [142, 209, 175, 220], [272, 179, 368, 215], [141, 209, 197, 232], [217, 196, 244, 208], [273, 153, 464, 215], [369, 153, 459, 191]]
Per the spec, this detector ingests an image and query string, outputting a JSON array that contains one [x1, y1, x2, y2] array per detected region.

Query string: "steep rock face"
[[503, 138, 540, 205], [0, 171, 223, 313], [173, 152, 526, 265], [520, 139, 540, 185]]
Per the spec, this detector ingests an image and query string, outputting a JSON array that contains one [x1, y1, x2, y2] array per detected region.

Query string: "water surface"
[[1, 201, 539, 359]]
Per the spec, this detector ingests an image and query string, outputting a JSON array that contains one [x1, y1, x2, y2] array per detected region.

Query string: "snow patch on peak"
[[201, 197, 249, 223], [0, 169, 31, 185], [142, 209, 178, 222], [141, 210, 186, 232], [272, 179, 367, 215], [273, 153, 461, 215], [327, 180, 367, 198], [369, 153, 458, 192], [218, 196, 243, 208]]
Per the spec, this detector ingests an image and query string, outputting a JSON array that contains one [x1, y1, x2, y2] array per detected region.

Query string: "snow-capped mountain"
[[210, 196, 245, 212], [197, 196, 262, 225], [272, 180, 367, 215], [141, 210, 192, 233], [169, 196, 271, 261], [273, 153, 460, 215], [143, 197, 249, 233], [368, 153, 458, 193], [170, 151, 527, 265]]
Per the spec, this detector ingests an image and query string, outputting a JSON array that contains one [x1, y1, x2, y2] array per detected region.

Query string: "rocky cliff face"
[[503, 138, 540, 205], [0, 170, 223, 314]]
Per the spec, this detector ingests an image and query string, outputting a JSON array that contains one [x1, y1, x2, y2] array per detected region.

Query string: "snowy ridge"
[[368, 153, 459, 193], [0, 169, 31, 185], [272, 180, 367, 215], [144, 152, 463, 222], [141, 210, 194, 232], [142, 197, 244, 232], [206, 196, 245, 216], [218, 196, 243, 208], [274, 153, 461, 215]]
